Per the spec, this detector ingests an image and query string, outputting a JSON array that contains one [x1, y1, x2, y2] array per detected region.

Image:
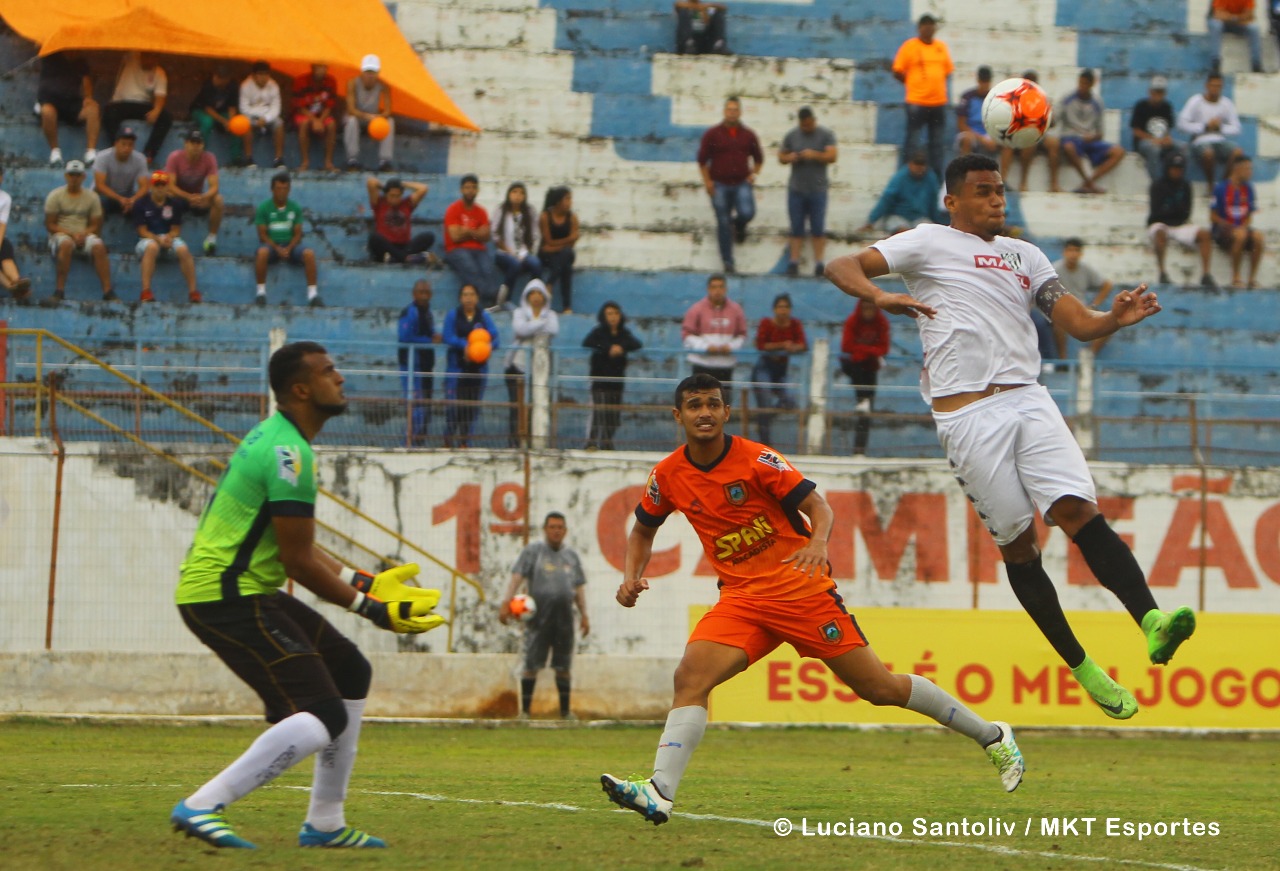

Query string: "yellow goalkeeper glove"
[[347, 563, 441, 612], [355, 595, 445, 634]]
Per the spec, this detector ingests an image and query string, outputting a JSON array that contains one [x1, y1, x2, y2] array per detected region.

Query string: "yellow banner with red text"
[[697, 608, 1280, 728]]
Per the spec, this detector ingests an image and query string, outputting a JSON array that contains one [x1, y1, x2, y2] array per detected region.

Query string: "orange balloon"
[[228, 114, 251, 136], [466, 342, 491, 364], [368, 116, 391, 141], [468, 328, 492, 347]]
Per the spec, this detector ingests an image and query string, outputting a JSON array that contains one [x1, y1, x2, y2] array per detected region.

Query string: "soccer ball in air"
[[509, 594, 537, 623], [981, 78, 1052, 149]]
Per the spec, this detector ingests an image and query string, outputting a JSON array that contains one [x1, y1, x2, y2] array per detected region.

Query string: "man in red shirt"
[[443, 174, 499, 307], [293, 64, 338, 171], [697, 97, 763, 274], [599, 373, 1024, 826], [840, 300, 890, 455], [164, 130, 223, 255], [365, 176, 435, 264]]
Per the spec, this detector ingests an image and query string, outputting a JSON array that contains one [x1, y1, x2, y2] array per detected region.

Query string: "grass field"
[[1, 718, 1275, 871]]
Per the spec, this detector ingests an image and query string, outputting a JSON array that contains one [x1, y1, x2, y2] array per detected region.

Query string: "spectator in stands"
[[503, 279, 560, 447], [444, 174, 499, 308], [956, 66, 999, 157], [0, 166, 33, 303], [293, 64, 339, 172], [164, 130, 223, 255], [398, 279, 439, 446], [1000, 69, 1061, 193], [751, 293, 807, 446], [860, 151, 940, 235], [190, 65, 242, 163], [43, 161, 116, 305], [779, 107, 837, 277], [253, 172, 321, 307], [698, 97, 763, 275], [1147, 152, 1216, 288], [103, 52, 171, 163], [1051, 238, 1115, 356], [1177, 72, 1244, 188], [1210, 155, 1265, 288], [493, 182, 542, 307], [37, 51, 100, 168], [344, 54, 395, 172], [839, 300, 889, 456], [93, 127, 149, 219], [674, 0, 729, 54], [582, 300, 643, 451], [366, 176, 434, 264], [1060, 69, 1125, 195], [238, 61, 286, 169], [1209, 0, 1264, 73], [893, 14, 953, 179], [681, 273, 747, 405], [1130, 76, 1189, 182], [538, 186, 579, 313], [443, 284, 500, 448], [133, 170, 200, 304]]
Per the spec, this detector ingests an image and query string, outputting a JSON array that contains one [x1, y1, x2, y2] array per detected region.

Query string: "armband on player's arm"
[[1034, 279, 1070, 320]]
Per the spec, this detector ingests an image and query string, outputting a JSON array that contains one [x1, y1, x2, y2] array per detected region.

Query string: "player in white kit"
[[824, 153, 1195, 720]]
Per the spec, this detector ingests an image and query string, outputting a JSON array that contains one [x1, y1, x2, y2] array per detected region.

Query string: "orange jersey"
[[635, 435, 833, 600]]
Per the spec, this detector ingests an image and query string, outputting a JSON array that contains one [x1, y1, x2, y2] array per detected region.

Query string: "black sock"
[[1072, 514, 1159, 626], [520, 677, 536, 714], [1006, 555, 1087, 668], [555, 676, 571, 716]]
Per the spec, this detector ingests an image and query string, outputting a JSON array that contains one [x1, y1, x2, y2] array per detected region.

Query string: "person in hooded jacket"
[[442, 284, 500, 448], [503, 279, 559, 447], [582, 300, 643, 450]]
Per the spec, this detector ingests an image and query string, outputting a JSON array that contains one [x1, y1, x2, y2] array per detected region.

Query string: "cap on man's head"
[[252, 60, 270, 73], [977, 65, 993, 82], [64, 159, 86, 175], [360, 53, 381, 73], [117, 126, 138, 141], [918, 13, 938, 25], [1165, 152, 1186, 168], [271, 171, 291, 185], [150, 170, 170, 185], [1150, 75, 1169, 91], [185, 128, 204, 143], [797, 106, 814, 121]]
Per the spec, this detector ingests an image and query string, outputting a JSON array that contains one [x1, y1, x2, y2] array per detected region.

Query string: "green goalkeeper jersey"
[[176, 412, 317, 604]]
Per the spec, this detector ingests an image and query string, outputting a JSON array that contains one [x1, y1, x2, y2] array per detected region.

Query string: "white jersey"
[[872, 224, 1057, 403]]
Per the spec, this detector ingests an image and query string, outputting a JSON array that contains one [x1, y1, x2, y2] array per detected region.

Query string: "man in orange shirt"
[[893, 14, 954, 179], [599, 373, 1024, 826], [1209, 0, 1263, 74]]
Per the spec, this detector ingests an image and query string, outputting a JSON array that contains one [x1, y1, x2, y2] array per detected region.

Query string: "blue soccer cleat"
[[170, 799, 256, 849], [299, 822, 387, 848]]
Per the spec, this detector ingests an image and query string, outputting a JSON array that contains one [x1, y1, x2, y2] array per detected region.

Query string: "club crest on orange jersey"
[[646, 470, 661, 506], [756, 450, 791, 472], [820, 620, 844, 643], [724, 480, 748, 505]]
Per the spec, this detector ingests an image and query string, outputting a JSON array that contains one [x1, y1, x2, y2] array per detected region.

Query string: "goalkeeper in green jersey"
[[171, 341, 443, 850]]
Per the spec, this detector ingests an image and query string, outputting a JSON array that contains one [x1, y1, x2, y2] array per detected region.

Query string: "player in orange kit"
[[600, 373, 1024, 824]]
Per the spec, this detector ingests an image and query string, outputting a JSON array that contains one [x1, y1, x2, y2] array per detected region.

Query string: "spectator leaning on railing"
[[751, 293, 807, 446], [681, 273, 747, 405], [398, 279, 440, 446], [582, 300, 643, 451], [839, 300, 889, 456]]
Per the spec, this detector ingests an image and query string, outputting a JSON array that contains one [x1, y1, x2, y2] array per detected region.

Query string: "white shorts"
[[933, 384, 1096, 546], [49, 233, 102, 256], [136, 237, 188, 257], [1147, 223, 1203, 249]]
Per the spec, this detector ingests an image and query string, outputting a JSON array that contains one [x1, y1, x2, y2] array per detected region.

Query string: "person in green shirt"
[[171, 341, 443, 850], [253, 172, 321, 306]]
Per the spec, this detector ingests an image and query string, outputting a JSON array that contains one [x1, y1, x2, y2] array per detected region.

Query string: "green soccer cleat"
[[170, 800, 256, 849], [1071, 656, 1138, 720], [299, 822, 387, 848], [600, 773, 673, 825], [984, 721, 1025, 792], [1143, 607, 1196, 665]]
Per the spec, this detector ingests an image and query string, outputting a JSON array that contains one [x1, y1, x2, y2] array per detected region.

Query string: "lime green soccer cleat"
[[1143, 607, 1196, 666], [1071, 657, 1138, 720]]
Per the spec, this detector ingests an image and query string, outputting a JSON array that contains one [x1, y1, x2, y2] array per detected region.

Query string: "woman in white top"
[[493, 182, 542, 307]]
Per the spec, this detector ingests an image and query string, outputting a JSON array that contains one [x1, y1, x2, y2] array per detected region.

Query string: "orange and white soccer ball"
[[982, 78, 1053, 149], [509, 594, 537, 623]]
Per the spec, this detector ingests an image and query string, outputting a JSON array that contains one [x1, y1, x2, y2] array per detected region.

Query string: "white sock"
[[205, 233, 217, 244], [255, 284, 266, 296], [188, 712, 331, 810], [306, 698, 366, 831], [307, 285, 318, 300], [903, 674, 1001, 746], [651, 705, 708, 801]]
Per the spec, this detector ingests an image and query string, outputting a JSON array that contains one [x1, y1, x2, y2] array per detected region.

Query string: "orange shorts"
[[689, 588, 869, 665]]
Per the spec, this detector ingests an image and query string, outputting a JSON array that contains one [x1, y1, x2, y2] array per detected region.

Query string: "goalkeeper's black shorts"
[[179, 591, 360, 723]]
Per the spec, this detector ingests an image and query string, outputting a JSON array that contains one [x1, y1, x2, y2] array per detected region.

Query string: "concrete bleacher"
[[2, 0, 1279, 462]]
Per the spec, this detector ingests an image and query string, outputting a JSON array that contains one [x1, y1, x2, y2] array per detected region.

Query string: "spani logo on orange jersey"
[[714, 514, 777, 561]]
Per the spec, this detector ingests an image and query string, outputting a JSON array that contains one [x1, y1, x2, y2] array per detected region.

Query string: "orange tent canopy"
[[0, 0, 479, 131]]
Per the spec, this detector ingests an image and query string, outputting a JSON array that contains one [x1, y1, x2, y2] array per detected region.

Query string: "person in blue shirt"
[[397, 279, 438, 446], [955, 66, 999, 157], [442, 284, 500, 448], [859, 151, 941, 235], [132, 169, 199, 303]]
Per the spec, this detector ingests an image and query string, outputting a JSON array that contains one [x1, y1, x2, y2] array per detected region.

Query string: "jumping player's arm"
[[779, 489, 834, 577], [1037, 278, 1160, 342], [824, 247, 937, 319], [618, 520, 659, 607]]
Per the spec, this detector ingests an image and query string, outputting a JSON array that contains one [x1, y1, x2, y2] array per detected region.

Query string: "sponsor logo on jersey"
[[714, 514, 776, 561], [756, 450, 792, 472], [646, 470, 661, 506], [276, 445, 301, 486], [820, 619, 844, 644], [974, 253, 1030, 288], [724, 480, 748, 505]]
